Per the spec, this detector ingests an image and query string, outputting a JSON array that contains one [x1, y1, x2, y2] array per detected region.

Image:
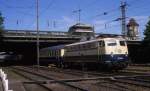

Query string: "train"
[[39, 37, 129, 70], [0, 52, 23, 63]]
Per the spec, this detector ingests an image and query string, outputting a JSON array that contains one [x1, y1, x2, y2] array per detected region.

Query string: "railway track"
[[2, 67, 52, 91], [36, 66, 150, 90], [1, 66, 150, 91], [32, 65, 149, 78], [10, 66, 91, 91], [125, 65, 150, 73]]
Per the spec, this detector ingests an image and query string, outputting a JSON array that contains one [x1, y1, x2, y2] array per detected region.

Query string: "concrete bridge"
[[2, 30, 81, 43]]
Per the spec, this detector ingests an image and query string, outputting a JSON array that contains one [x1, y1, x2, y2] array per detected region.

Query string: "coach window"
[[49, 51, 51, 56], [77, 45, 80, 50], [120, 41, 126, 46], [55, 51, 57, 56], [73, 46, 75, 51], [69, 47, 72, 51], [86, 43, 90, 48], [53, 51, 55, 56], [88, 43, 91, 48], [90, 43, 92, 48], [80, 44, 83, 50], [83, 44, 86, 49], [66, 47, 68, 51], [51, 51, 53, 56], [57, 50, 59, 56], [67, 47, 70, 51], [73, 46, 76, 51], [69, 47, 71, 51], [93, 42, 97, 48], [71, 46, 74, 51], [71, 46, 73, 51], [90, 43, 93, 48], [80, 45, 82, 50]]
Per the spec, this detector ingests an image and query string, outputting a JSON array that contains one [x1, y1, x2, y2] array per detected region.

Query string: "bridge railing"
[[3, 30, 81, 38]]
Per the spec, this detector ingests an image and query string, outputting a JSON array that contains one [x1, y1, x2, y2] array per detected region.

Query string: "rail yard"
[[0, 65, 150, 91], [1, 0, 150, 91]]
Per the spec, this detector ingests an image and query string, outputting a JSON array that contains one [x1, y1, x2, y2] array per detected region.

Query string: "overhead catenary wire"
[[91, 0, 149, 33], [18, 0, 55, 30], [87, 8, 120, 20], [0, 0, 35, 16], [24, 1, 121, 30], [87, 0, 147, 20], [127, 5, 150, 16], [1, 0, 35, 9], [40, 0, 54, 16], [1, 0, 149, 32]]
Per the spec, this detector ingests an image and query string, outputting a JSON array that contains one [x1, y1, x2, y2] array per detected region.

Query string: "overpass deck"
[[2, 30, 81, 43]]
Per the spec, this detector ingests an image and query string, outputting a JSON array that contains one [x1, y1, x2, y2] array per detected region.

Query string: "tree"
[[0, 12, 4, 41], [0, 12, 4, 29], [144, 19, 150, 42]]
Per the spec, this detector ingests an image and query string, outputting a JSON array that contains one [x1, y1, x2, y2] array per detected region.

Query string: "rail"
[[11, 66, 89, 91]]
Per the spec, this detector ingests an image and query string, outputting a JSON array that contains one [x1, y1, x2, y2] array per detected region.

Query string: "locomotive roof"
[[66, 38, 125, 46]]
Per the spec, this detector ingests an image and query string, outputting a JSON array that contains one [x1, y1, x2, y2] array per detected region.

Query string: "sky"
[[0, 0, 150, 39]]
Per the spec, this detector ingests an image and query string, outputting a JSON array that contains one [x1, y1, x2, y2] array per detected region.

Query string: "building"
[[68, 23, 95, 41], [127, 18, 140, 40]]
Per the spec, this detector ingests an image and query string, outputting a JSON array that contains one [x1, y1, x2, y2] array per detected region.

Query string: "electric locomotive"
[[64, 38, 128, 69]]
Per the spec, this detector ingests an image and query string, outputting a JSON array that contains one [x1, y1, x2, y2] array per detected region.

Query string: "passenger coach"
[[39, 45, 65, 66]]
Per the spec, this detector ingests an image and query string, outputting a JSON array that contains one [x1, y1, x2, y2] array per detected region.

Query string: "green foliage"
[[0, 12, 4, 42], [144, 20, 150, 42], [0, 12, 4, 32]]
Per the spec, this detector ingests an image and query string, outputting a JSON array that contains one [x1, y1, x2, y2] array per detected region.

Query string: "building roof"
[[68, 23, 94, 32], [127, 18, 139, 26], [69, 23, 93, 29]]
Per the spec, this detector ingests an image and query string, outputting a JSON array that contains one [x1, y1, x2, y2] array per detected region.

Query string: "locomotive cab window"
[[108, 43, 117, 46], [120, 41, 126, 46], [107, 40, 117, 46]]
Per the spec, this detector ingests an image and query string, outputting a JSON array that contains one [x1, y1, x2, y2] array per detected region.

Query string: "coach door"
[[98, 41, 105, 62]]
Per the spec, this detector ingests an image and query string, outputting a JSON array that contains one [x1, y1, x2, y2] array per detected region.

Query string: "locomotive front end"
[[103, 38, 129, 70]]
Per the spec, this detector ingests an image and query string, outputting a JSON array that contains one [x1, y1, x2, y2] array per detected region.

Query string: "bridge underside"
[[0, 41, 76, 65], [127, 41, 150, 63]]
